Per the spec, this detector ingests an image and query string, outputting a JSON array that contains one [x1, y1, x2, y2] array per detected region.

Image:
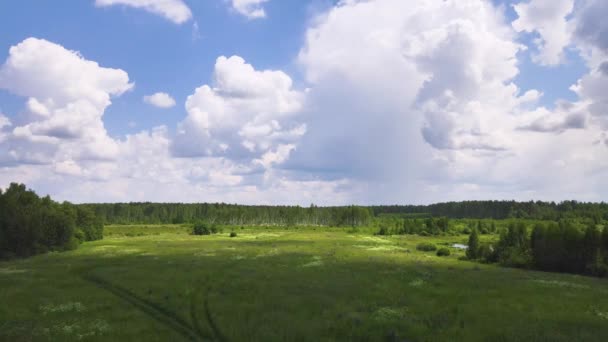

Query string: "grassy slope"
[[1, 225, 608, 341]]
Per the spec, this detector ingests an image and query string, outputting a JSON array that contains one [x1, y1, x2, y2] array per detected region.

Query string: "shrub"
[[192, 222, 211, 236], [416, 242, 437, 252], [499, 246, 532, 268], [210, 225, 219, 234], [230, 232, 237, 238], [436, 248, 450, 257], [376, 226, 389, 236]]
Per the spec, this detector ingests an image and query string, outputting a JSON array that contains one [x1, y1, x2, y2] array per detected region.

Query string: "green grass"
[[1, 225, 608, 341]]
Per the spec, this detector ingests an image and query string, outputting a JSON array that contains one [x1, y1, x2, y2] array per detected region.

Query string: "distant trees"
[[371, 200, 608, 221], [85, 203, 373, 227], [0, 183, 103, 259]]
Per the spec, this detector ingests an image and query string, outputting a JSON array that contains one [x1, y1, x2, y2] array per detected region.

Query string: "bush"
[[436, 248, 450, 256], [416, 242, 437, 252], [230, 232, 237, 238], [376, 225, 389, 236], [499, 246, 532, 268], [192, 222, 211, 236]]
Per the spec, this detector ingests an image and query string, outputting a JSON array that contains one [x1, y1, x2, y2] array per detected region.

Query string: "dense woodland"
[[0, 183, 103, 259], [466, 221, 608, 278], [372, 200, 608, 221], [82, 200, 608, 225], [82, 203, 374, 226]]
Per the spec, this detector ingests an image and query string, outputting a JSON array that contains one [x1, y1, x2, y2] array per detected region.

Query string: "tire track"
[[189, 283, 227, 342], [81, 271, 212, 341]]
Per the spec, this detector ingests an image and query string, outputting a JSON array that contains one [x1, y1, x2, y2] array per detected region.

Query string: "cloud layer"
[[1, 0, 608, 204]]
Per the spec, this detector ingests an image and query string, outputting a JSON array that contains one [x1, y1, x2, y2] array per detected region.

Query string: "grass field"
[[1, 225, 608, 341]]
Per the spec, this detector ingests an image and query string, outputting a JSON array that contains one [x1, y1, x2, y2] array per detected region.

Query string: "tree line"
[[0, 183, 103, 259], [82, 201, 608, 226], [467, 221, 608, 278], [372, 200, 608, 221], [82, 203, 373, 227]]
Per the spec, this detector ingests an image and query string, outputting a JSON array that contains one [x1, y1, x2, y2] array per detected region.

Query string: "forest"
[[464, 221, 608, 278], [82, 199, 608, 225], [0, 183, 103, 259]]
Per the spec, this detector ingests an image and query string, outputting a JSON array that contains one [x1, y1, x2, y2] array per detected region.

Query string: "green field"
[[2, 225, 608, 341]]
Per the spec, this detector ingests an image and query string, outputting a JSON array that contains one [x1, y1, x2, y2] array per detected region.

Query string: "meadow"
[[1, 225, 608, 341]]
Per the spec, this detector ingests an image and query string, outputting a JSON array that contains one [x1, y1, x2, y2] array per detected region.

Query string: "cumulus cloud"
[[512, 0, 574, 66], [95, 0, 192, 24], [172, 55, 305, 166], [289, 0, 527, 200], [143, 92, 176, 108], [231, 0, 269, 19], [0, 37, 133, 165], [286, 0, 608, 203], [3, 1, 608, 204]]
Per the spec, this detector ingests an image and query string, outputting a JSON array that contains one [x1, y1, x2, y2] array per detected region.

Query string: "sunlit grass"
[[1, 225, 607, 341]]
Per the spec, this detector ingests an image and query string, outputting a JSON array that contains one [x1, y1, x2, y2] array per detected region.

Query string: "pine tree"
[[467, 228, 480, 259]]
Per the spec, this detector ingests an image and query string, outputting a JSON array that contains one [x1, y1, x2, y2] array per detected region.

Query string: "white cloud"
[[0, 37, 132, 165], [288, 0, 608, 203], [512, 0, 574, 66], [95, 0, 192, 24], [290, 0, 527, 201], [3, 1, 608, 204], [173, 55, 305, 165], [143, 92, 176, 108], [231, 0, 269, 19]]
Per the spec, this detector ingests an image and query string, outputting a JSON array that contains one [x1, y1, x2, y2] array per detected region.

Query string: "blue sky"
[[0, 0, 607, 204], [0, 0, 326, 136]]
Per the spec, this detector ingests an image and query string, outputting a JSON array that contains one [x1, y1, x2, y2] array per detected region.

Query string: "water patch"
[[452, 244, 468, 250]]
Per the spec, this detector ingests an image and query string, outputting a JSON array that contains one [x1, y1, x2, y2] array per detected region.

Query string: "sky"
[[0, 0, 607, 205]]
